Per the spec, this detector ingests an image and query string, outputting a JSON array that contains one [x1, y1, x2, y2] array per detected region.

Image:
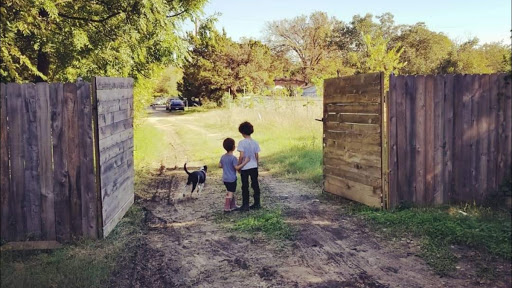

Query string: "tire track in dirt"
[[113, 111, 510, 288], [109, 169, 492, 288]]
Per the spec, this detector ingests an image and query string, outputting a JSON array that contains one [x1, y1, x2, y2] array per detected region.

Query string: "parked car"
[[150, 97, 167, 109], [166, 99, 185, 111]]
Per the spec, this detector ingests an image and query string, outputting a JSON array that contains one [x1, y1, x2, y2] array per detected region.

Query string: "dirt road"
[[110, 109, 508, 288]]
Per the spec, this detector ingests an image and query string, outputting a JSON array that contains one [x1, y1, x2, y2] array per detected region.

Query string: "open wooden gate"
[[322, 72, 385, 208]]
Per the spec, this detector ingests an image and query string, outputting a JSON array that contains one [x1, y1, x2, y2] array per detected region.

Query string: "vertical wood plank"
[[78, 82, 97, 238], [380, 72, 386, 209], [497, 74, 510, 185], [433, 75, 445, 204], [461, 75, 474, 202], [50, 83, 71, 242], [92, 77, 104, 239], [453, 74, 465, 202], [388, 75, 398, 208], [414, 76, 426, 204], [425, 75, 435, 203], [6, 83, 26, 240], [36, 83, 56, 240], [487, 74, 499, 193], [502, 73, 512, 186], [471, 75, 482, 201], [395, 76, 407, 205], [22, 83, 42, 239], [0, 83, 10, 241], [478, 75, 490, 200], [405, 76, 416, 203], [63, 83, 82, 237], [443, 75, 455, 203]]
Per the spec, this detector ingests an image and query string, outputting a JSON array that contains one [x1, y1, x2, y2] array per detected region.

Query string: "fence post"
[[91, 77, 104, 239]]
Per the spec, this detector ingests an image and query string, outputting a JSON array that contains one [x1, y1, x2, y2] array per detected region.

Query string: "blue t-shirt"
[[220, 154, 238, 182]]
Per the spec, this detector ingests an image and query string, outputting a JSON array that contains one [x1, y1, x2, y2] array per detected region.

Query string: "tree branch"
[[58, 11, 121, 23], [167, 9, 187, 18]]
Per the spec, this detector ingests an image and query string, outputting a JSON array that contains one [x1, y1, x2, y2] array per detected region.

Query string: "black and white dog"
[[183, 163, 207, 197]]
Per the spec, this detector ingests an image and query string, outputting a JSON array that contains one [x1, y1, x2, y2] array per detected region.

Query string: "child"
[[219, 138, 249, 212], [237, 121, 261, 211]]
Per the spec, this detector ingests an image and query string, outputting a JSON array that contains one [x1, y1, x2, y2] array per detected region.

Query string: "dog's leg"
[[183, 184, 188, 198]]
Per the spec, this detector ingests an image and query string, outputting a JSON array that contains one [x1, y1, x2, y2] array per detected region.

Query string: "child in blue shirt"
[[219, 138, 249, 212]]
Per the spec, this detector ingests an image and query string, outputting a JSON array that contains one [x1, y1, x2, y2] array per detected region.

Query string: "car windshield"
[[171, 100, 183, 104]]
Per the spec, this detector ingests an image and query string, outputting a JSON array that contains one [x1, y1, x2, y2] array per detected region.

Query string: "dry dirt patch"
[[108, 168, 502, 288]]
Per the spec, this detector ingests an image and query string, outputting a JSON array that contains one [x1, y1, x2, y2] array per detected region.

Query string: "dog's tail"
[[184, 162, 191, 175]]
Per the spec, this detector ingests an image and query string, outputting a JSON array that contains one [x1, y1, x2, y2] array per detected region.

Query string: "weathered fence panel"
[[388, 73, 512, 207], [1, 79, 134, 243], [323, 72, 384, 208], [93, 77, 134, 238], [1, 78, 134, 244]]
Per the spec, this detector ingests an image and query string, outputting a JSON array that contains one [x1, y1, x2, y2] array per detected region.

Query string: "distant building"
[[273, 77, 307, 88], [301, 85, 318, 97]]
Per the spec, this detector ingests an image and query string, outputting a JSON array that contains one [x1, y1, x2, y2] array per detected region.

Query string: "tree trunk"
[[35, 48, 50, 82], [35, 8, 50, 82]]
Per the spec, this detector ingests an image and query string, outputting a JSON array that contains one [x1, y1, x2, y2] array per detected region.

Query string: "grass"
[[349, 203, 512, 276], [0, 206, 144, 288], [134, 121, 171, 171], [216, 208, 295, 241], [171, 96, 323, 183]]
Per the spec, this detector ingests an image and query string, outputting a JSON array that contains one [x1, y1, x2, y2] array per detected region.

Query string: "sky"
[[190, 0, 511, 44]]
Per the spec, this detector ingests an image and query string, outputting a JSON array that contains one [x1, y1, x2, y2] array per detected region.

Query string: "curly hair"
[[238, 121, 254, 136]]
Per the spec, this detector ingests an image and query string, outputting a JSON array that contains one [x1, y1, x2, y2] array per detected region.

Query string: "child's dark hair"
[[238, 121, 254, 136], [223, 138, 235, 152]]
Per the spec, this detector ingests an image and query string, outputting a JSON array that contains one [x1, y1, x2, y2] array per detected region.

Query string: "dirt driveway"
[[110, 110, 507, 288]]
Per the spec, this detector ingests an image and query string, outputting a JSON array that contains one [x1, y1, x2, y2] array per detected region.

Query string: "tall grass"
[[172, 96, 324, 183]]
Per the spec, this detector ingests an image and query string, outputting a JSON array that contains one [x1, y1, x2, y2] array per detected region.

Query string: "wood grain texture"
[[322, 73, 383, 208], [424, 75, 435, 203], [443, 75, 455, 203], [405, 76, 416, 203], [22, 83, 42, 239], [63, 83, 82, 236], [488, 74, 499, 193], [50, 83, 71, 242], [388, 73, 507, 206], [7, 84, 26, 240], [94, 77, 135, 238], [77, 82, 97, 238], [0, 83, 10, 240], [433, 75, 445, 204], [36, 83, 55, 240], [387, 75, 398, 207]]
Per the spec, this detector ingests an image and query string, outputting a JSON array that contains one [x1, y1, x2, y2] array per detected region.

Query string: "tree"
[[264, 11, 341, 84], [1, 0, 207, 82], [392, 23, 454, 75], [438, 38, 511, 74], [179, 22, 280, 104], [351, 33, 405, 80]]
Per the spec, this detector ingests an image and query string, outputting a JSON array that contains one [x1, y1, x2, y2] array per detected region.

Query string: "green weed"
[[218, 209, 295, 240], [0, 206, 144, 288], [351, 204, 511, 275]]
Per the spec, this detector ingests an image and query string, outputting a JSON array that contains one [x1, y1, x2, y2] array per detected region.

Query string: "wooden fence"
[[93, 77, 134, 237], [387, 73, 512, 206], [323, 72, 384, 208], [0, 78, 134, 243]]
